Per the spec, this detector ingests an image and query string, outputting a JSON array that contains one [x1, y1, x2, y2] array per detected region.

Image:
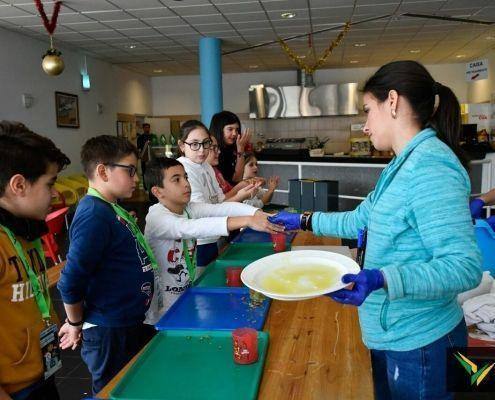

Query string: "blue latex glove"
[[328, 269, 385, 306], [268, 211, 302, 231], [470, 198, 486, 219]]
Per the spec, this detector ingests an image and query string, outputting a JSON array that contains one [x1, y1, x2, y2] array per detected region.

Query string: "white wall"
[[152, 62, 470, 116], [0, 27, 152, 173]]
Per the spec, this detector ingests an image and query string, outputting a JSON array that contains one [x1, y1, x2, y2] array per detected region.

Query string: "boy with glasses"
[[57, 135, 155, 395]]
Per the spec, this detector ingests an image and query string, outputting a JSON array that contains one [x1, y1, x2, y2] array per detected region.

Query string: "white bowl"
[[241, 250, 360, 301]]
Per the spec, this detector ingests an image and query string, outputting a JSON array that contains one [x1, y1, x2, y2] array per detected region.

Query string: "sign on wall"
[[466, 59, 489, 82]]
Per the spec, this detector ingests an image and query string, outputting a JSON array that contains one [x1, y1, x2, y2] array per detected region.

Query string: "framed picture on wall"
[[55, 91, 79, 128]]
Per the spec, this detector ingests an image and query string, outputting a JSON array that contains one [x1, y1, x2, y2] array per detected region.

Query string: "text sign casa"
[[466, 59, 488, 82]]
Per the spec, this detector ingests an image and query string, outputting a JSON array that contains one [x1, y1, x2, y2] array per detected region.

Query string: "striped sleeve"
[[382, 158, 482, 300]]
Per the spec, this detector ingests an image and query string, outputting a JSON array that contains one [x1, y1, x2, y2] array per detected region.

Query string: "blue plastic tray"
[[232, 227, 296, 244], [155, 287, 270, 331]]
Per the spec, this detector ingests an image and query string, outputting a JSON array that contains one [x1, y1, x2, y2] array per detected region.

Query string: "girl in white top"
[[242, 153, 280, 208], [177, 120, 258, 267]]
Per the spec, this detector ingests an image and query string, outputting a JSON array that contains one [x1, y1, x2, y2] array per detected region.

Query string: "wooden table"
[[97, 231, 373, 399]]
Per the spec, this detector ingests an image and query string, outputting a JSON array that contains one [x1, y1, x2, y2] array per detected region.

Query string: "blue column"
[[199, 37, 223, 127]]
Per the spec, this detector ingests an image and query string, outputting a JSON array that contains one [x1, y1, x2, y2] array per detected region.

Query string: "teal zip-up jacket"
[[312, 128, 482, 351]]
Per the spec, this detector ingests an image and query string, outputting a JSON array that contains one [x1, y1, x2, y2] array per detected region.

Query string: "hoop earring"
[[391, 109, 397, 119]]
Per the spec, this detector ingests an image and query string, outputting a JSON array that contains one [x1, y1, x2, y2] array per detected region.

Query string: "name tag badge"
[[40, 324, 62, 380]]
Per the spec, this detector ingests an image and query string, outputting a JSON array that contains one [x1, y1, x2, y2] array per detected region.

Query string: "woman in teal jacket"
[[270, 61, 482, 400]]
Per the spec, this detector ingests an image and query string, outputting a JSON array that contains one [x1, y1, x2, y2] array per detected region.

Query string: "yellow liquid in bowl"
[[259, 264, 340, 295]]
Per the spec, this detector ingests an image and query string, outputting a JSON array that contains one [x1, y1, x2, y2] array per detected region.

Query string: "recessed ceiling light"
[[128, 45, 137, 49], [248, 65, 259, 69], [153, 69, 163, 73], [456, 54, 466, 58], [349, 60, 359, 64], [409, 49, 421, 53], [281, 12, 296, 19], [353, 43, 366, 47], [486, 36, 495, 40], [299, 55, 306, 59]]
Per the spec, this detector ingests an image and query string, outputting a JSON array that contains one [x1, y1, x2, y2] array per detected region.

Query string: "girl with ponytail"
[[269, 60, 482, 399]]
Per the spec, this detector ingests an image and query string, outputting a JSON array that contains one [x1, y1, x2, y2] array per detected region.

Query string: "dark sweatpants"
[[81, 323, 155, 394]]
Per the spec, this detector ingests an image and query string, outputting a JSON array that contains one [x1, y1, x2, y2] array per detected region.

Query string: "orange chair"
[[42, 207, 69, 265]]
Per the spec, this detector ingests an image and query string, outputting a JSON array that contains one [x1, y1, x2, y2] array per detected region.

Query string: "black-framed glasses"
[[211, 144, 219, 153], [183, 139, 212, 151], [106, 163, 137, 177]]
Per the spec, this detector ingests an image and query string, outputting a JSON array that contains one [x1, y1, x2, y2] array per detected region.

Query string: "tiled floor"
[[51, 287, 92, 400]]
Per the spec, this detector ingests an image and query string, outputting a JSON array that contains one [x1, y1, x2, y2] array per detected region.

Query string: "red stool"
[[42, 207, 69, 265]]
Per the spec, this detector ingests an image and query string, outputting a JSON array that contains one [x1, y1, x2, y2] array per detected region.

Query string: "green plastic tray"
[[195, 260, 248, 287], [110, 330, 269, 400], [217, 242, 279, 264]]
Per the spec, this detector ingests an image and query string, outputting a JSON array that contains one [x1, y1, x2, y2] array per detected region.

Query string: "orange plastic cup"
[[270, 232, 286, 252], [232, 327, 258, 364], [226, 267, 243, 287]]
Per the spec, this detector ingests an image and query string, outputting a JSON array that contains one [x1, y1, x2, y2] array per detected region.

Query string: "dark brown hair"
[[81, 135, 138, 179], [144, 157, 184, 189], [363, 60, 466, 166], [0, 121, 70, 196]]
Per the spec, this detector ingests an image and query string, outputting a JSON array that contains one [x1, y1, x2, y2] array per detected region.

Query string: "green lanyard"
[[87, 188, 158, 271], [0, 224, 51, 322], [183, 209, 197, 282]]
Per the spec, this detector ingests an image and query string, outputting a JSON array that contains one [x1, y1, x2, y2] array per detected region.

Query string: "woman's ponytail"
[[363, 60, 468, 168], [429, 83, 468, 167]]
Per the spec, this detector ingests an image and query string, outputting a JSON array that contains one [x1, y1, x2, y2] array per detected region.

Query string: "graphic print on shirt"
[[116, 215, 152, 272], [115, 215, 153, 305], [166, 244, 187, 283], [10, 247, 48, 303]]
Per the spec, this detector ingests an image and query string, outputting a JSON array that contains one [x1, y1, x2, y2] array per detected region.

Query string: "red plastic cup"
[[226, 267, 243, 287], [232, 327, 258, 364], [270, 232, 286, 252]]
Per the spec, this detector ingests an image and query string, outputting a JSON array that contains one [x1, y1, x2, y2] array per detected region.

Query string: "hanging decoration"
[[35, 0, 64, 76], [278, 21, 351, 75]]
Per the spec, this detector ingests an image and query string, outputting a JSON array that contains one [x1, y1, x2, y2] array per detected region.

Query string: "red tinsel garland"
[[34, 0, 62, 35]]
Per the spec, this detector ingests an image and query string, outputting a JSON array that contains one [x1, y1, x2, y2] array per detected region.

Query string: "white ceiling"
[[0, 0, 494, 76]]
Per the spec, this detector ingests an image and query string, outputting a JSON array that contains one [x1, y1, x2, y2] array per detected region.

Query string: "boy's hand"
[[58, 322, 82, 350], [250, 211, 285, 233]]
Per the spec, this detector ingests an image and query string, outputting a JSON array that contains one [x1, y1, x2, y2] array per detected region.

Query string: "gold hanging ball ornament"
[[42, 48, 64, 76]]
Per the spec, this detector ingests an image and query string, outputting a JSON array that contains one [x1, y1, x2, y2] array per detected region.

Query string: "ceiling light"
[[248, 65, 259, 69], [299, 55, 306, 59], [349, 60, 359, 64], [353, 43, 366, 47], [153, 69, 163, 73], [486, 36, 495, 40], [281, 12, 296, 19], [409, 49, 420, 53], [456, 54, 466, 58], [128, 45, 137, 49]]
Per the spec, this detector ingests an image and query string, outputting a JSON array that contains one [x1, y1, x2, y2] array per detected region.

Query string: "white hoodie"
[[144, 201, 258, 324]]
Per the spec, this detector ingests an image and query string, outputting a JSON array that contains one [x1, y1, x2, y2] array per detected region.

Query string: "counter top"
[[97, 231, 373, 400], [257, 153, 392, 164]]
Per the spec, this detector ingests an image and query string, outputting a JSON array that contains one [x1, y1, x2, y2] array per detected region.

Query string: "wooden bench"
[[47, 261, 65, 288]]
